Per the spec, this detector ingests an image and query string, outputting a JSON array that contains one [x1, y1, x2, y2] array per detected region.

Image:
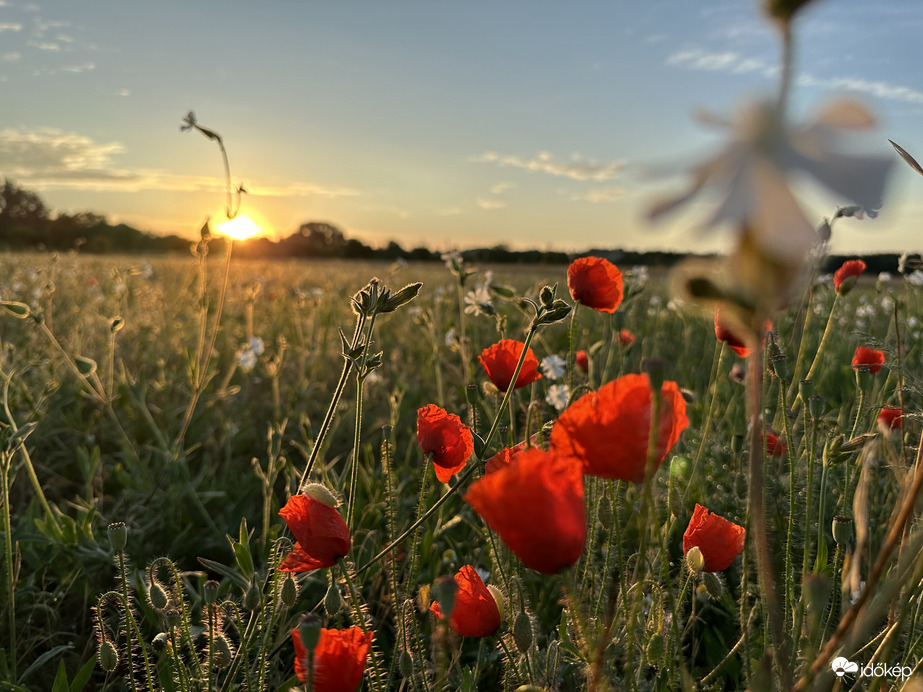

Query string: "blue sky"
[[2, 0, 923, 254]]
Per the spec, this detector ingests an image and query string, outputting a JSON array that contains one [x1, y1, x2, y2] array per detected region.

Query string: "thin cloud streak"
[[472, 151, 624, 182], [667, 47, 923, 105]]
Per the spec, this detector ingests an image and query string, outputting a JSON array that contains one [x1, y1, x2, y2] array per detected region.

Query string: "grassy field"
[[0, 248, 921, 690]]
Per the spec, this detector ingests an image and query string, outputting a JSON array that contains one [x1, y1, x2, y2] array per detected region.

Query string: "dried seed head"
[[107, 522, 128, 552]]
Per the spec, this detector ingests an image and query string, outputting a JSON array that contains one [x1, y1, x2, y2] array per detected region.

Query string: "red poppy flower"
[[714, 309, 752, 358], [567, 257, 623, 313], [417, 404, 474, 483], [292, 626, 373, 692], [478, 339, 542, 392], [465, 448, 586, 574], [278, 495, 351, 572], [834, 259, 866, 295], [484, 444, 525, 475], [682, 504, 746, 572], [878, 406, 903, 431], [575, 350, 589, 373], [550, 373, 688, 483], [429, 565, 501, 637], [619, 329, 636, 347], [851, 346, 885, 373], [764, 432, 787, 457]]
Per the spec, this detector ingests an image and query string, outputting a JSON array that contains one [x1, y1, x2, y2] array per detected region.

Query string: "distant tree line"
[[0, 179, 912, 272]]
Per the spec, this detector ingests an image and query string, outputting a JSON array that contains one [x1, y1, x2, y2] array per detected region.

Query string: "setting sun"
[[217, 215, 261, 240]]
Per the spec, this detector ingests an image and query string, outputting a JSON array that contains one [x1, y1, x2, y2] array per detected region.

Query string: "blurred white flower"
[[877, 272, 892, 284], [464, 285, 493, 316], [237, 347, 257, 371], [248, 336, 265, 356], [445, 327, 457, 347], [907, 270, 923, 287], [649, 98, 892, 263], [545, 383, 571, 411], [541, 354, 567, 380]]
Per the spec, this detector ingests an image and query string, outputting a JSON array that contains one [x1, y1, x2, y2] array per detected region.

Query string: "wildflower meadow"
[[5, 1, 923, 691]]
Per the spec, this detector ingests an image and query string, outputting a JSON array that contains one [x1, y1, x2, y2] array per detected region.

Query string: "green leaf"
[[198, 557, 250, 592], [70, 656, 97, 691], [52, 660, 68, 692], [18, 644, 72, 684]]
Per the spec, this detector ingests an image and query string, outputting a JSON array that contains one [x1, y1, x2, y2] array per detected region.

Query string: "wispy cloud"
[[0, 22, 21, 31], [476, 198, 505, 210], [0, 127, 360, 198], [3, 52, 20, 62], [567, 187, 625, 204], [666, 47, 923, 105], [666, 48, 771, 76], [472, 151, 624, 182], [28, 41, 61, 51], [489, 181, 515, 195]]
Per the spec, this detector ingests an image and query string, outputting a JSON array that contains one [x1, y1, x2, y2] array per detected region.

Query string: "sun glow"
[[217, 215, 262, 240]]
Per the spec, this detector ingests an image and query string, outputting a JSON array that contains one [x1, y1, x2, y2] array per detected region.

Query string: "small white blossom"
[[464, 286, 493, 316], [248, 336, 265, 356], [237, 347, 257, 371], [907, 270, 923, 286], [541, 354, 567, 380], [545, 384, 571, 412], [445, 327, 457, 348], [878, 272, 892, 284]]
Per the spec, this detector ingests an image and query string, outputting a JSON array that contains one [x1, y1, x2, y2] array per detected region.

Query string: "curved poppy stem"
[[355, 325, 539, 578]]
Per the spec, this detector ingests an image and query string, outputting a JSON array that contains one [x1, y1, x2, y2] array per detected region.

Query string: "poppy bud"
[[107, 522, 128, 552], [513, 611, 533, 652], [98, 640, 118, 672], [399, 651, 414, 677], [244, 577, 260, 611], [703, 572, 724, 599], [280, 574, 297, 609], [149, 581, 169, 611], [213, 634, 233, 669], [798, 379, 813, 401], [325, 580, 341, 615], [487, 585, 505, 617], [685, 546, 705, 574], [646, 633, 665, 662]]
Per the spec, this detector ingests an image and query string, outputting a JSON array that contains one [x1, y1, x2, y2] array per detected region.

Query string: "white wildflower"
[[464, 285, 493, 316], [237, 347, 257, 371], [248, 336, 265, 356], [877, 272, 891, 284], [545, 383, 571, 412], [541, 354, 567, 380], [907, 270, 923, 287], [445, 327, 457, 348]]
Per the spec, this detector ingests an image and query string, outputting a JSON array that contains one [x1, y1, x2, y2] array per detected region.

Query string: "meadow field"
[[0, 246, 922, 691]]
